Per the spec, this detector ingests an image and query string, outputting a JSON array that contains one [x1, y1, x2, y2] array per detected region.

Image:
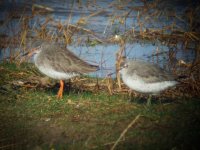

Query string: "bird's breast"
[[122, 74, 177, 93], [37, 65, 79, 80]]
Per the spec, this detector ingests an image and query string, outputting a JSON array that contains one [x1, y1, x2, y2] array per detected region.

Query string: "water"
[[0, 0, 197, 77], [68, 42, 195, 77]]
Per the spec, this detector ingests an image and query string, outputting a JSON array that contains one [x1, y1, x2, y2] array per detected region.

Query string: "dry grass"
[[0, 63, 200, 149]]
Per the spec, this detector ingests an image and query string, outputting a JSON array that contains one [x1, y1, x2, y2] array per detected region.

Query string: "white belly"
[[37, 65, 79, 80], [122, 75, 177, 94], [34, 53, 79, 80]]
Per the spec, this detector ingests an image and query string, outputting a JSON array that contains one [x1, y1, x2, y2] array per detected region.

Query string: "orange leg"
[[57, 80, 64, 99]]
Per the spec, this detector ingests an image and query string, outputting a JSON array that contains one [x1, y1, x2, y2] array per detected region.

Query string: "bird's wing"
[[128, 61, 175, 83], [43, 45, 98, 74]]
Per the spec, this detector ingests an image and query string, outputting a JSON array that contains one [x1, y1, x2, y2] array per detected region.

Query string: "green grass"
[[0, 63, 200, 150]]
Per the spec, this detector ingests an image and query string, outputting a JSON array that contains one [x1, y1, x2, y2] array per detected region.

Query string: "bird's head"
[[19, 40, 43, 64]]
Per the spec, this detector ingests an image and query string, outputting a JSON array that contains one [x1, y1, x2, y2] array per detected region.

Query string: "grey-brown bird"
[[120, 59, 178, 94], [119, 59, 178, 105], [26, 41, 98, 99]]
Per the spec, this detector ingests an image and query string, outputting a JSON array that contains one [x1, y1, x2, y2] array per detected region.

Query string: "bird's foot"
[[57, 80, 64, 99], [57, 89, 63, 99]]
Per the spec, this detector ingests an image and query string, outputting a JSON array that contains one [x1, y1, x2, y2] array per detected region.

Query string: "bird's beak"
[[19, 46, 41, 64]]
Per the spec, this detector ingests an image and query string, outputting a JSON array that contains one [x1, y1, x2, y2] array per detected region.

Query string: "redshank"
[[27, 41, 98, 99], [120, 59, 178, 104]]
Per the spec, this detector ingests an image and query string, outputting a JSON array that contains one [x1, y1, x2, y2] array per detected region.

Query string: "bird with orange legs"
[[24, 40, 98, 99]]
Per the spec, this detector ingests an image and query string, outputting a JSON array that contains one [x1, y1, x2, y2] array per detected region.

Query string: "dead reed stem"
[[115, 40, 125, 90], [111, 114, 141, 150], [106, 76, 113, 95]]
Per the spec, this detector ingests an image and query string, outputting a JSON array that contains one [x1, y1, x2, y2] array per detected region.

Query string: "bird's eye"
[[37, 46, 41, 49], [124, 64, 128, 68]]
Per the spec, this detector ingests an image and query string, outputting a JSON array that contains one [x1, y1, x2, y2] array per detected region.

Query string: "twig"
[[90, 138, 125, 149], [111, 114, 141, 150], [115, 41, 125, 90]]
